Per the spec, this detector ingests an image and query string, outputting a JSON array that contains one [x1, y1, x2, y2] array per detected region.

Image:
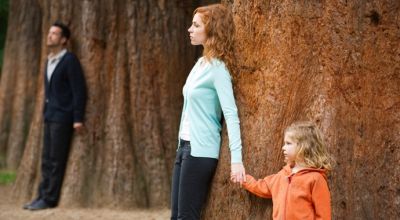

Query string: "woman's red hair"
[[194, 4, 235, 71]]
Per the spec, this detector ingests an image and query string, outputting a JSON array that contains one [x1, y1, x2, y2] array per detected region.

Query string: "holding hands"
[[230, 163, 246, 185]]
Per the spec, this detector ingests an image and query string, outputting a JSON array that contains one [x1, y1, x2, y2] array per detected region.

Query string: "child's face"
[[282, 132, 298, 164]]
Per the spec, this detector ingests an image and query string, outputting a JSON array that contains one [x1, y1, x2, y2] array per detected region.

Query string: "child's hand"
[[230, 163, 246, 185]]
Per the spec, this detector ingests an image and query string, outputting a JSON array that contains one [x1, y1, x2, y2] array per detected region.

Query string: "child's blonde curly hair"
[[285, 121, 333, 171]]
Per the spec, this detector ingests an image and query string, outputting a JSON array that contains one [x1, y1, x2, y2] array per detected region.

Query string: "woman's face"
[[188, 13, 207, 46]]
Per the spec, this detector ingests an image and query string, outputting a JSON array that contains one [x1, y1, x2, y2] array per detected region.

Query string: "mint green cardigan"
[[178, 57, 243, 163]]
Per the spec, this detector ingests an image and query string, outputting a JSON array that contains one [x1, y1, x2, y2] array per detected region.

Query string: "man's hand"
[[230, 163, 246, 185], [73, 122, 84, 133]]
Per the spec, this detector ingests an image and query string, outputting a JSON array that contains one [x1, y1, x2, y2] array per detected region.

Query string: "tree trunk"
[[0, 0, 42, 169], [203, 1, 400, 219], [1, 0, 399, 218], [7, 0, 212, 208]]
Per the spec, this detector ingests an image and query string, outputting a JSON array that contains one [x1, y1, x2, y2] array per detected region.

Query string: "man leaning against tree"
[[23, 21, 87, 211]]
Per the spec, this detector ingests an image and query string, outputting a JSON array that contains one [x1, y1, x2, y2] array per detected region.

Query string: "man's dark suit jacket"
[[44, 51, 87, 124]]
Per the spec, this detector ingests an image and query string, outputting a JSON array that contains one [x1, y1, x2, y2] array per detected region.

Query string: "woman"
[[171, 4, 246, 220]]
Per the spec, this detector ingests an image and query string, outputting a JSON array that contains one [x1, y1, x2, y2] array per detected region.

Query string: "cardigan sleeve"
[[213, 64, 242, 163]]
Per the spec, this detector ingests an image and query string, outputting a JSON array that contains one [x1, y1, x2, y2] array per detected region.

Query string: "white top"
[[180, 112, 191, 141], [179, 58, 208, 141], [47, 49, 67, 81]]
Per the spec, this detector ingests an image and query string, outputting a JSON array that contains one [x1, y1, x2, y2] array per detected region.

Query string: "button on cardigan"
[[178, 57, 243, 163]]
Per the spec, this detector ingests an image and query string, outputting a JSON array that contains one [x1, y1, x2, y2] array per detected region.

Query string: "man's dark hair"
[[52, 21, 71, 40]]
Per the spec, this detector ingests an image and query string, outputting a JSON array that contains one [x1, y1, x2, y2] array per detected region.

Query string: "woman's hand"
[[230, 163, 246, 185]]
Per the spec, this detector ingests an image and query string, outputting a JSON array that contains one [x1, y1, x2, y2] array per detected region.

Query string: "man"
[[23, 21, 87, 210]]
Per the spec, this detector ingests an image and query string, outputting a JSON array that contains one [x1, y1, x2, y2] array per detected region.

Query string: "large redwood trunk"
[[5, 0, 212, 208], [203, 1, 400, 219], [0, 0, 42, 169], [1, 0, 398, 219]]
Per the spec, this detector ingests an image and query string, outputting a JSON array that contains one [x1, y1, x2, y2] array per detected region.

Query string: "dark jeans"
[[171, 139, 218, 220], [38, 122, 73, 206]]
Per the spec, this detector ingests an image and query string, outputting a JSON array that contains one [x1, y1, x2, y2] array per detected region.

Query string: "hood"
[[282, 164, 328, 181]]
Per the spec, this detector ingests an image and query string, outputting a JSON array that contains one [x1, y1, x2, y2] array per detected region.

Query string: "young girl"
[[239, 121, 333, 220]]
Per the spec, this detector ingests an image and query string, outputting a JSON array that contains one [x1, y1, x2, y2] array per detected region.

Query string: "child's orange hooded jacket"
[[243, 164, 331, 220]]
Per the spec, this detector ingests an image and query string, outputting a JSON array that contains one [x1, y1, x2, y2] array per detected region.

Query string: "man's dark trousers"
[[38, 122, 73, 206]]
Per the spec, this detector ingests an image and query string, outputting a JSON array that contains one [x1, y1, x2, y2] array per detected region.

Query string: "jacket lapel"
[[48, 52, 68, 85], [44, 60, 50, 87]]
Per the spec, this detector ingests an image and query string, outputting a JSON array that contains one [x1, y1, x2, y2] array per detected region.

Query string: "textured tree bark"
[[1, 0, 399, 218], [6, 0, 210, 209], [203, 1, 400, 219], [0, 0, 42, 169]]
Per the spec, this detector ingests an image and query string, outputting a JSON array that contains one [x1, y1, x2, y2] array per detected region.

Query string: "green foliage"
[[0, 170, 16, 185], [0, 48, 3, 69], [0, 0, 8, 35], [0, 0, 9, 71]]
